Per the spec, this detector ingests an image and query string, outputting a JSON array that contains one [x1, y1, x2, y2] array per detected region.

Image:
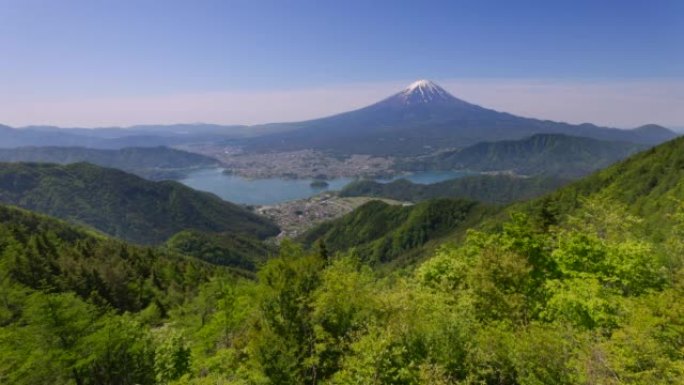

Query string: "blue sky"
[[1, 0, 682, 127]]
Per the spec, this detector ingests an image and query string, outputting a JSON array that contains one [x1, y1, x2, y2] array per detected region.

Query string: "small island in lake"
[[310, 180, 329, 188]]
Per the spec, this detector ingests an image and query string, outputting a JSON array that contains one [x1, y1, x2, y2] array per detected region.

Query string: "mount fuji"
[[0, 80, 675, 155], [243, 80, 677, 156]]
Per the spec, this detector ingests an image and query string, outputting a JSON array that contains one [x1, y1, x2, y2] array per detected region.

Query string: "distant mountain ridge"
[[0, 123, 257, 149], [402, 133, 646, 178], [1, 80, 677, 157], [0, 162, 279, 244], [520, 134, 684, 240], [630, 124, 678, 142], [0, 146, 219, 180]]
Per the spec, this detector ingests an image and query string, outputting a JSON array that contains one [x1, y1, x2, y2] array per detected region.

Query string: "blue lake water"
[[179, 168, 475, 205]]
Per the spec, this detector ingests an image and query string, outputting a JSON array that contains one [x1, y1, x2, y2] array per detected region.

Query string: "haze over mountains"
[[0, 80, 677, 157], [0, 123, 250, 149], [0, 146, 219, 180]]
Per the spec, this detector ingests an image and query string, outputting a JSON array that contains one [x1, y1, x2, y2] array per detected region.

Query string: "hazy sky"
[[1, 0, 682, 128]]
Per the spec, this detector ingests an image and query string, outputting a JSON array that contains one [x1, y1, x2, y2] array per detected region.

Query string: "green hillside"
[[0, 204, 214, 313], [403, 134, 645, 178], [0, 162, 279, 244], [340, 174, 568, 204], [520, 135, 684, 240], [301, 198, 494, 266], [0, 203, 232, 384], [166, 230, 276, 274], [0, 146, 218, 180]]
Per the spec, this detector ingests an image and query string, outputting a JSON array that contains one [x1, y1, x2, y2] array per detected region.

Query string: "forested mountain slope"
[[301, 198, 495, 266], [166, 230, 276, 274], [0, 203, 230, 384], [521, 135, 684, 240], [340, 174, 568, 204], [402, 133, 646, 178], [0, 204, 214, 313], [0, 162, 279, 244]]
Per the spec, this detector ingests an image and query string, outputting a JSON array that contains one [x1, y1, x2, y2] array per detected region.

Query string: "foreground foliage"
[[171, 196, 683, 384], [1, 193, 682, 384], [0, 205, 216, 384]]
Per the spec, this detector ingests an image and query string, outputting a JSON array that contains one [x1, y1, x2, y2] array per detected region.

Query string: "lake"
[[179, 168, 475, 205]]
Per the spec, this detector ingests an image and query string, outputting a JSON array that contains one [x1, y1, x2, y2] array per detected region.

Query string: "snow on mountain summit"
[[406, 79, 440, 92], [394, 79, 457, 105]]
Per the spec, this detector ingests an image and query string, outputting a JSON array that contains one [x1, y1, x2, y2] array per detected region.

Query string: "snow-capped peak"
[[394, 79, 456, 105], [406, 79, 439, 92]]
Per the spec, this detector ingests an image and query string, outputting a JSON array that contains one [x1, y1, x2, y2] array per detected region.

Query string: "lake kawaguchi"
[[179, 168, 476, 205]]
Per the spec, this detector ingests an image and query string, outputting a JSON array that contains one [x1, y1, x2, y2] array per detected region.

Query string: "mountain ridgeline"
[[0, 123, 252, 149], [401, 133, 646, 178], [1, 81, 676, 158], [242, 80, 677, 155], [0, 162, 279, 244]]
